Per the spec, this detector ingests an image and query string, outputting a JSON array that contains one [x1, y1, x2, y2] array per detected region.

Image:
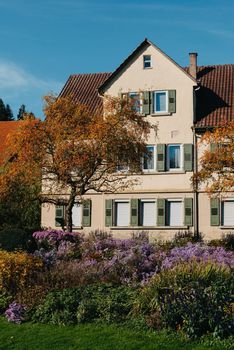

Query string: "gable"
[[99, 38, 197, 95]]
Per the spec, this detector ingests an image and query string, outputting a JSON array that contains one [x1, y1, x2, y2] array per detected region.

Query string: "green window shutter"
[[142, 91, 150, 115], [130, 199, 139, 226], [210, 143, 218, 152], [210, 198, 220, 226], [55, 205, 64, 227], [157, 144, 166, 172], [184, 144, 193, 171], [150, 91, 154, 114], [157, 199, 166, 226], [168, 90, 176, 113], [184, 198, 193, 226], [105, 199, 113, 227], [82, 200, 91, 227]]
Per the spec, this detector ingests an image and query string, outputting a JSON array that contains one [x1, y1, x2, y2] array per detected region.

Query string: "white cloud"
[[0, 60, 61, 91], [0, 60, 62, 117], [207, 29, 234, 39]]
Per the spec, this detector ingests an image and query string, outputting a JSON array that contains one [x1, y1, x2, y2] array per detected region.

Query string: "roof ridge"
[[70, 72, 112, 77], [184, 64, 234, 69]]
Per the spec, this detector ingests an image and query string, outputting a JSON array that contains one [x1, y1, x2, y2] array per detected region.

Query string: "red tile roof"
[[59, 73, 112, 114], [60, 65, 233, 128], [193, 65, 234, 127], [0, 121, 21, 165]]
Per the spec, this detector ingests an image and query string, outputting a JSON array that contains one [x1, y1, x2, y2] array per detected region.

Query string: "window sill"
[[110, 226, 189, 230], [142, 171, 186, 175], [220, 226, 234, 229], [151, 112, 172, 116]]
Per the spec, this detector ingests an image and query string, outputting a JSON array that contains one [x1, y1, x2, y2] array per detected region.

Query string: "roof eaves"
[[146, 39, 198, 84], [98, 38, 150, 94]]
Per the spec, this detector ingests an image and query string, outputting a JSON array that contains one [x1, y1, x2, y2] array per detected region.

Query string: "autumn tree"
[[194, 121, 234, 193], [0, 95, 154, 232]]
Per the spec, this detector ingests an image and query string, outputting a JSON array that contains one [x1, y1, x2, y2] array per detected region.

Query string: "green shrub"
[[138, 261, 233, 338], [0, 226, 37, 252], [32, 284, 139, 325], [210, 233, 234, 251], [0, 292, 12, 314], [32, 288, 82, 325], [77, 284, 138, 324]]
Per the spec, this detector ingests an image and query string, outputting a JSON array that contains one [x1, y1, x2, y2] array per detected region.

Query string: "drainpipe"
[[193, 129, 199, 239], [192, 85, 200, 239]]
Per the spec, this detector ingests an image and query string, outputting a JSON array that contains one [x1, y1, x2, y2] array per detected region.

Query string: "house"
[[41, 38, 234, 240]]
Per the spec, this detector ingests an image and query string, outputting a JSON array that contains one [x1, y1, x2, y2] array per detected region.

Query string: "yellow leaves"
[[0, 250, 43, 294]]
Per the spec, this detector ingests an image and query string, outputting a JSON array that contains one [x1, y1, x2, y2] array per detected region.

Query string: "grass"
[[0, 318, 233, 350]]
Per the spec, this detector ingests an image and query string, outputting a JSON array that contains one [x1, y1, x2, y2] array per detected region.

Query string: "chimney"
[[189, 52, 198, 79]]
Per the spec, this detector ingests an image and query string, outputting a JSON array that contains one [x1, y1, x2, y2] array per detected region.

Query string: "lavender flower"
[[161, 243, 234, 270], [5, 302, 25, 324]]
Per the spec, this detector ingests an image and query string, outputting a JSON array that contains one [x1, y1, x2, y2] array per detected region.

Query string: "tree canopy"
[[194, 121, 234, 193], [0, 98, 14, 121], [0, 95, 155, 231]]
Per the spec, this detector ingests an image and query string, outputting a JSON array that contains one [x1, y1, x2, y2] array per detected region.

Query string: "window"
[[167, 200, 183, 226], [72, 204, 82, 227], [129, 92, 141, 113], [141, 200, 156, 226], [143, 145, 156, 171], [154, 91, 168, 113], [115, 200, 130, 226], [143, 55, 151, 69], [222, 200, 234, 226], [168, 145, 182, 170], [55, 200, 91, 228], [116, 164, 129, 172]]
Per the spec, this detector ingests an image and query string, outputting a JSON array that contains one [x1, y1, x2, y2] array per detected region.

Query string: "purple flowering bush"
[[161, 243, 234, 270], [33, 230, 84, 263], [5, 302, 25, 324], [51, 235, 164, 286], [4, 229, 233, 339]]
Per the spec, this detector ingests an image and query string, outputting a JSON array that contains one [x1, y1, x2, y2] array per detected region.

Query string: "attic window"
[[143, 55, 151, 69]]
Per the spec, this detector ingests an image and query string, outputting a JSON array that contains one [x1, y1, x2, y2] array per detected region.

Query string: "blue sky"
[[0, 0, 233, 119]]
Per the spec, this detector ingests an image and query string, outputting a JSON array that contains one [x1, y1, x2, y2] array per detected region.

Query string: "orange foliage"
[[195, 121, 234, 193], [0, 94, 153, 231]]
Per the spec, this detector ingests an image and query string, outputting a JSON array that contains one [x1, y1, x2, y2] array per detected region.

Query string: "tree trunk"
[[65, 186, 76, 232]]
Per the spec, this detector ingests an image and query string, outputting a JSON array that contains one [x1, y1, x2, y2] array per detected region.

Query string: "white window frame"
[[221, 198, 234, 226], [114, 199, 130, 227], [143, 55, 152, 69], [142, 145, 156, 172], [167, 199, 183, 227], [153, 90, 168, 114], [140, 199, 156, 227], [167, 144, 183, 171]]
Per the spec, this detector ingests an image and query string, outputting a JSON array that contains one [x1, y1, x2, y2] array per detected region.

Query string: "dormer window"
[[143, 55, 151, 69]]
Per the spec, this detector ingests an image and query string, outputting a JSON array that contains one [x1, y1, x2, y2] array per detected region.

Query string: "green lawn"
[[0, 318, 232, 350]]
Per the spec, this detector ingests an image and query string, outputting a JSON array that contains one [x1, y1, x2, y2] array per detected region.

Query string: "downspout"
[[192, 85, 200, 239], [193, 129, 199, 238]]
